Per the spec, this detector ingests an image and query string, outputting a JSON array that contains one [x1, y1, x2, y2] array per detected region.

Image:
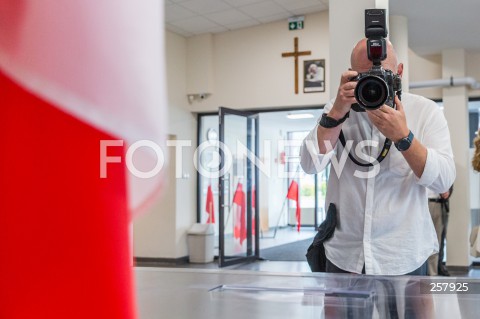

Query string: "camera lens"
[[354, 76, 388, 110]]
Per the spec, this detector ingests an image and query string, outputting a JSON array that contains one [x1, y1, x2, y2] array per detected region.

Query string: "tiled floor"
[[256, 226, 317, 249], [212, 226, 317, 256]]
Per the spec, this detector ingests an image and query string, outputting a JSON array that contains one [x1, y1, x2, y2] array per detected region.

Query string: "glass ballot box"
[[135, 268, 479, 319]]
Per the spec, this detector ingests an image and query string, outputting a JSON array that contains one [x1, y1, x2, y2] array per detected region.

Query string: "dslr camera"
[[351, 9, 402, 110]]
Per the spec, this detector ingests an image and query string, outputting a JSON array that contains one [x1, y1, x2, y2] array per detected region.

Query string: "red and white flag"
[[232, 182, 246, 245], [287, 180, 301, 232], [206, 185, 215, 224], [0, 1, 166, 318]]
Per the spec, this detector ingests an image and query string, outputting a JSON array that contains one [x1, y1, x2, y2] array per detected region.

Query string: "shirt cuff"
[[308, 124, 336, 165], [300, 124, 337, 174], [415, 148, 438, 187]]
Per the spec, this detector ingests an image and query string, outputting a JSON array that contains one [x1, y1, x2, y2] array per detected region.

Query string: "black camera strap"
[[338, 90, 401, 167], [338, 130, 392, 167]]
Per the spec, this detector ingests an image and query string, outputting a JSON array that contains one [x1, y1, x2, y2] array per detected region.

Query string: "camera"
[[352, 9, 402, 110], [352, 66, 401, 110]]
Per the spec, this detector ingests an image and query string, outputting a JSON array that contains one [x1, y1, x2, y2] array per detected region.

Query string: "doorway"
[[197, 107, 328, 266]]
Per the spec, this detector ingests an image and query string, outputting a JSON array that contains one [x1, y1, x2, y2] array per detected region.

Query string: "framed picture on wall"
[[303, 59, 325, 93]]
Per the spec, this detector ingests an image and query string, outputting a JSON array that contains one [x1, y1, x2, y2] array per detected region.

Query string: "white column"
[[442, 49, 471, 268], [389, 15, 409, 93], [328, 0, 389, 97]]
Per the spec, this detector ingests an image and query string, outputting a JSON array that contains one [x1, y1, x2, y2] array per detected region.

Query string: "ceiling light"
[[286, 113, 314, 120]]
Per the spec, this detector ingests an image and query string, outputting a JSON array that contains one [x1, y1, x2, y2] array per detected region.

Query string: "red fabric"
[[232, 183, 246, 244], [0, 71, 136, 319], [205, 185, 215, 224], [287, 180, 301, 232]]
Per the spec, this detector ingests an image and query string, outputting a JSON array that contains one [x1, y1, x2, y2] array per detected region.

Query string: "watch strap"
[[319, 112, 349, 128]]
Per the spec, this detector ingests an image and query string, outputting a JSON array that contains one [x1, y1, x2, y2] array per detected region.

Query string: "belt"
[[429, 198, 443, 203]]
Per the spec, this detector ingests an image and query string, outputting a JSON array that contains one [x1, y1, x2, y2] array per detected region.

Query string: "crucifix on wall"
[[282, 37, 311, 94]]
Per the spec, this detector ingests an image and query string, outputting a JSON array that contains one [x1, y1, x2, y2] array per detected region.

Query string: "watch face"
[[395, 131, 413, 151], [398, 139, 409, 150], [396, 137, 411, 151]]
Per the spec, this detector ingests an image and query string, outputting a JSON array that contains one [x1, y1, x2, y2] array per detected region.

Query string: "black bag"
[[305, 203, 337, 272]]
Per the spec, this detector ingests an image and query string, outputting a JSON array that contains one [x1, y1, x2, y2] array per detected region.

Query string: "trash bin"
[[187, 223, 215, 263]]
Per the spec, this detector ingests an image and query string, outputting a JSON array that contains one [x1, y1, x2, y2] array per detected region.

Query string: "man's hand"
[[316, 70, 357, 154], [440, 191, 450, 199], [366, 95, 409, 142], [329, 70, 358, 120]]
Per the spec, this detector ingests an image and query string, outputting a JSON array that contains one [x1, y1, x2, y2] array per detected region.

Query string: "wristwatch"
[[319, 112, 349, 128], [394, 130, 414, 151]]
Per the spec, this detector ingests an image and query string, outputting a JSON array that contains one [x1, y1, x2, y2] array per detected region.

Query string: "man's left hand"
[[366, 95, 409, 142]]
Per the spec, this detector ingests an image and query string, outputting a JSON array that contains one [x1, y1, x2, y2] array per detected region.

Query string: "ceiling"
[[165, 0, 480, 56], [165, 0, 329, 36], [389, 0, 480, 55]]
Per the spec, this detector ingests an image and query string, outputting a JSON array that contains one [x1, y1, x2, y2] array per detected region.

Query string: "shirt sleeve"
[[300, 124, 336, 174], [299, 101, 336, 174], [415, 106, 456, 193]]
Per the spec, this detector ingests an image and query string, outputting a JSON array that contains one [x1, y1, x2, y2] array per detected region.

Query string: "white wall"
[[133, 134, 177, 258], [134, 31, 197, 259], [409, 50, 480, 100], [166, 31, 198, 258], [187, 11, 331, 112], [466, 52, 480, 97], [409, 50, 443, 99]]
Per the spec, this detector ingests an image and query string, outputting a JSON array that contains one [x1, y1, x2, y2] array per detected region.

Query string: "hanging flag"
[[232, 182, 247, 244], [0, 1, 166, 319], [206, 185, 215, 224], [287, 180, 302, 232]]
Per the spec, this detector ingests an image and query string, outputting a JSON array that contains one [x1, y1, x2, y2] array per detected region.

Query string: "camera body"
[[352, 9, 402, 110], [352, 66, 401, 109]]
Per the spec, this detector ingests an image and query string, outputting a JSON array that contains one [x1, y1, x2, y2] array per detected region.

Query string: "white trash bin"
[[187, 223, 215, 263]]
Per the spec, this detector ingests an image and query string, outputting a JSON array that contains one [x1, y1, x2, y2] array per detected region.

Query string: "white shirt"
[[300, 93, 456, 275], [427, 188, 440, 199]]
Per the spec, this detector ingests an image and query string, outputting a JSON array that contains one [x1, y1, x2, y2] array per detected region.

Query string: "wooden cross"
[[282, 37, 311, 94]]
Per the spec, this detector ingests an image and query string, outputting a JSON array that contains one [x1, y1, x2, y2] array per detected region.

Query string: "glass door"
[[219, 107, 259, 267]]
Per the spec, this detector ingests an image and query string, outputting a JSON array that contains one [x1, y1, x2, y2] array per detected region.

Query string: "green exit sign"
[[288, 16, 305, 31]]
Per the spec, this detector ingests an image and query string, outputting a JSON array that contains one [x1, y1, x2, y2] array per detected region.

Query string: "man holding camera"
[[300, 36, 455, 276]]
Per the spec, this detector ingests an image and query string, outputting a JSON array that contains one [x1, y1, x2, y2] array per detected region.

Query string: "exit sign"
[[288, 16, 305, 31]]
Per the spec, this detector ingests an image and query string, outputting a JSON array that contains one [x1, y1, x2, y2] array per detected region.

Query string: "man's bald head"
[[350, 39, 399, 73]]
